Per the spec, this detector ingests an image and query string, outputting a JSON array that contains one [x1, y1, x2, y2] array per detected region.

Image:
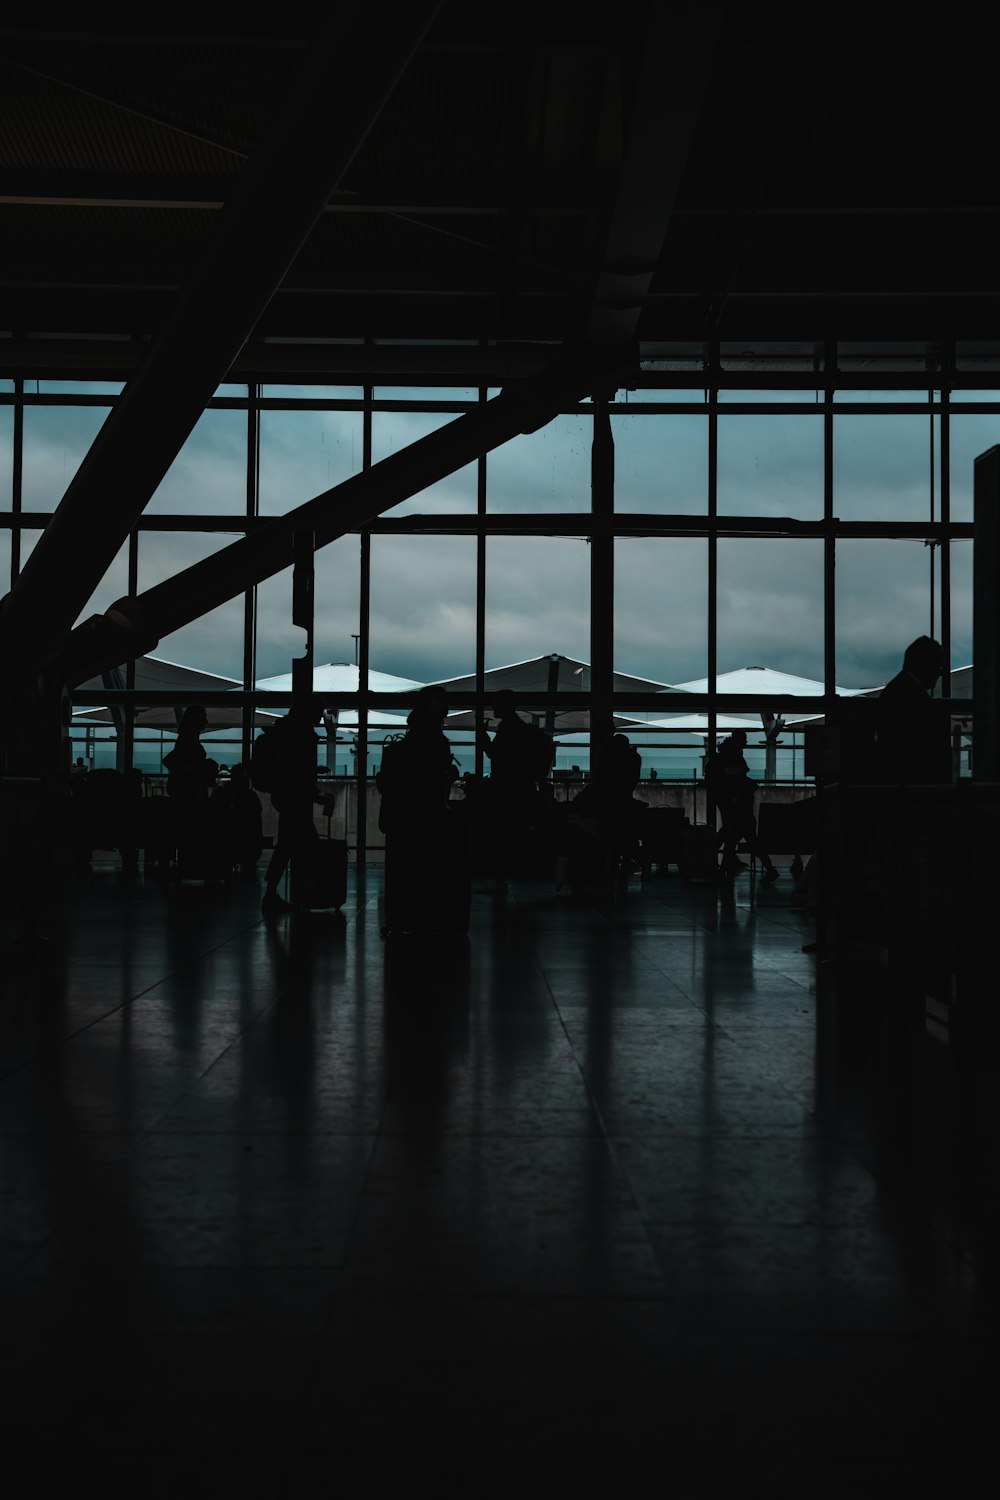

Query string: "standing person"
[[163, 705, 217, 802], [376, 685, 455, 838], [874, 635, 950, 784], [706, 729, 779, 882], [376, 686, 463, 934], [163, 704, 221, 876], [259, 697, 325, 914], [476, 689, 554, 895]]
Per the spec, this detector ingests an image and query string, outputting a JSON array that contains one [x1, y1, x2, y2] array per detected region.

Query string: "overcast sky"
[[3, 391, 985, 694]]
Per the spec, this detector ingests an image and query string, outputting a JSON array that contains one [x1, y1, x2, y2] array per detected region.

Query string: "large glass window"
[[833, 412, 935, 521], [0, 402, 13, 510], [314, 537, 362, 672], [370, 410, 477, 516], [615, 537, 707, 684], [836, 539, 934, 688], [717, 412, 823, 519], [486, 536, 590, 666], [0, 360, 973, 797], [147, 407, 248, 516], [612, 413, 707, 514], [486, 415, 592, 513], [260, 407, 363, 517], [370, 534, 477, 682], [717, 538, 825, 683], [22, 404, 111, 511]]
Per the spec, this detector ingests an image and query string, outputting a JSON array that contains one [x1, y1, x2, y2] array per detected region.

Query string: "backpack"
[[249, 726, 281, 792]]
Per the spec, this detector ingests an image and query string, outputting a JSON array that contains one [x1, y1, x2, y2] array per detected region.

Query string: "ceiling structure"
[[2, 5, 999, 382]]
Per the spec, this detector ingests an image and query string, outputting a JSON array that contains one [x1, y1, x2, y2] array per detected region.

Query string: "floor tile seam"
[[96, 988, 299, 1149], [543, 987, 693, 1297], [0, 922, 275, 1087]]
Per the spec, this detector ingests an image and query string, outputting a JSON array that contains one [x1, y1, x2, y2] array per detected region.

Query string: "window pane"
[[261, 385, 363, 401], [612, 413, 707, 514], [36, 380, 125, 397], [948, 540, 973, 676], [834, 413, 934, 521], [615, 538, 706, 685], [718, 539, 825, 683], [315, 537, 362, 672], [259, 408, 363, 517], [374, 387, 477, 402], [486, 536, 589, 666], [147, 408, 248, 516], [718, 389, 821, 404], [370, 535, 476, 681], [948, 413, 1000, 523], [487, 414, 591, 513], [0, 527, 10, 592], [138, 532, 244, 678], [0, 402, 13, 509], [718, 414, 823, 519], [371, 410, 476, 516], [836, 539, 933, 688], [833, 388, 931, 404], [617, 387, 707, 404], [22, 405, 111, 510]]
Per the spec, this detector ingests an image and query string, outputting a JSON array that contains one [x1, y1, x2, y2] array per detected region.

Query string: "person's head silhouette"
[[902, 635, 944, 692]]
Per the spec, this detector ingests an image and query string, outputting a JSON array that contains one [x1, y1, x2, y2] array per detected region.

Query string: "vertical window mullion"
[[243, 382, 259, 770], [356, 383, 373, 864], [475, 385, 487, 778], [823, 340, 836, 705], [940, 382, 952, 695], [11, 376, 23, 583]]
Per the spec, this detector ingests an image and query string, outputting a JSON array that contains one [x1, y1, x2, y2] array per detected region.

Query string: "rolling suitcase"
[[679, 781, 719, 881]]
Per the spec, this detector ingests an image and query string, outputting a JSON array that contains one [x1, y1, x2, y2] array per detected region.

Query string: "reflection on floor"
[[0, 859, 995, 1490]]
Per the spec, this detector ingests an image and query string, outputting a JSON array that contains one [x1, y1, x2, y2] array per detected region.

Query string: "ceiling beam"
[[586, 2, 725, 348], [0, 2, 444, 675], [65, 345, 638, 683]]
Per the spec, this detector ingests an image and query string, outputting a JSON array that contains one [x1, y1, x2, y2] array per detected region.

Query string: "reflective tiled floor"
[[0, 859, 996, 1490]]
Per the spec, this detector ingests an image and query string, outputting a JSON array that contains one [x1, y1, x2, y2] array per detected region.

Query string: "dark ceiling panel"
[[1, 5, 999, 362]]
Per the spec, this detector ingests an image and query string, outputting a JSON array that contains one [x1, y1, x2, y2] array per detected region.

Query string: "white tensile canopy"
[[433, 654, 678, 730], [73, 655, 281, 730]]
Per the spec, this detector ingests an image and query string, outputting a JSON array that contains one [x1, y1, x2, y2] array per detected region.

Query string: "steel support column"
[[590, 397, 615, 754], [973, 446, 1000, 780]]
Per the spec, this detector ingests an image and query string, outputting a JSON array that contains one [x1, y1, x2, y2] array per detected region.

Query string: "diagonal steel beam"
[[65, 344, 638, 685], [1, 2, 443, 674], [587, 2, 725, 347]]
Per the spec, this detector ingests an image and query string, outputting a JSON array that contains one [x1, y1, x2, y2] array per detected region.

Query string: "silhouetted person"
[[476, 689, 554, 894], [261, 698, 326, 914], [377, 687, 463, 934], [162, 705, 220, 875], [163, 705, 217, 801], [707, 730, 779, 881], [875, 635, 950, 784], [584, 732, 648, 874], [376, 686, 455, 838]]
